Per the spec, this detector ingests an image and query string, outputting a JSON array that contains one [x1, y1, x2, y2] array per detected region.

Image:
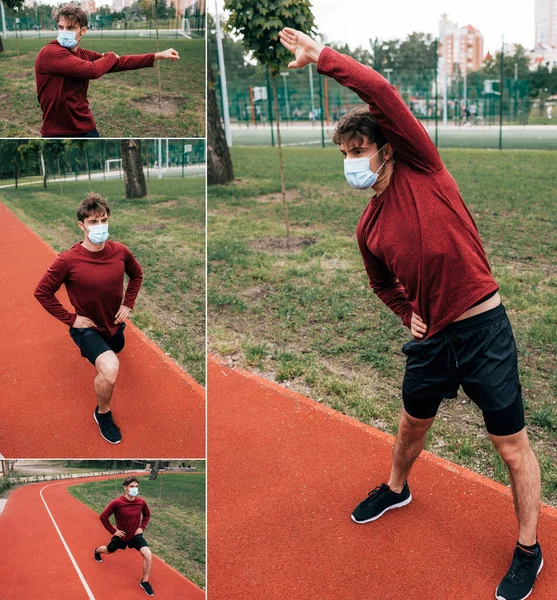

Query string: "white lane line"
[[39, 483, 96, 600]]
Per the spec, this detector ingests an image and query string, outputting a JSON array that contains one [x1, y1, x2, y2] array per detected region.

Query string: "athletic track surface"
[[0, 473, 205, 599], [207, 357, 557, 600], [0, 202, 205, 458]]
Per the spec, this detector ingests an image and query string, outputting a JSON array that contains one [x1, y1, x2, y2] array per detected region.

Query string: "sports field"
[[208, 147, 557, 505], [230, 123, 557, 150], [0, 37, 205, 137]]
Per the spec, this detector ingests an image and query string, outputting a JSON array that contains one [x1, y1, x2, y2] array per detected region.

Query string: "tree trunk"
[[207, 60, 234, 185], [149, 460, 160, 480], [121, 139, 147, 198], [272, 76, 290, 247]]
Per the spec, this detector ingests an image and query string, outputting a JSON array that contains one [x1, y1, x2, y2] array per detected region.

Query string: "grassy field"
[[0, 37, 205, 137], [1, 177, 206, 384], [208, 147, 557, 506], [68, 472, 206, 588]]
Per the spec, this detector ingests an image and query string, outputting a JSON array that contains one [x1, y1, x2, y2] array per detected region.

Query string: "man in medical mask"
[[95, 476, 154, 596], [35, 4, 180, 138], [35, 194, 143, 444], [280, 27, 543, 600]]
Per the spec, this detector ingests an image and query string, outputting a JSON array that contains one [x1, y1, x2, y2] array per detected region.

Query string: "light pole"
[[214, 0, 232, 146], [308, 63, 315, 120], [280, 71, 290, 123]]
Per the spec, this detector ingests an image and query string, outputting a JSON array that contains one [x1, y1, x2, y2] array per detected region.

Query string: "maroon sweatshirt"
[[34, 240, 143, 338], [35, 40, 155, 137], [317, 48, 499, 339], [100, 495, 151, 542]]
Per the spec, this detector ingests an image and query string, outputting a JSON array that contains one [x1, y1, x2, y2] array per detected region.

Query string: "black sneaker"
[[351, 482, 412, 523], [94, 408, 122, 444], [94, 548, 102, 563], [496, 544, 543, 600], [140, 581, 154, 596]]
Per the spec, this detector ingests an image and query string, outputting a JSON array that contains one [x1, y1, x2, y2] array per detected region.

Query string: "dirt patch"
[[157, 200, 178, 209], [255, 190, 303, 204], [4, 72, 31, 80], [249, 236, 317, 252], [134, 223, 166, 232], [133, 94, 183, 118]]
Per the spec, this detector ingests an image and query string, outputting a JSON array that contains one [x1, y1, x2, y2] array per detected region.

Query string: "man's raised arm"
[[101, 48, 180, 73], [279, 28, 442, 172]]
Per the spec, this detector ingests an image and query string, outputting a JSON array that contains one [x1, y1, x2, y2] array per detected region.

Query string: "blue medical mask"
[[87, 223, 109, 245], [344, 146, 387, 189], [57, 30, 79, 49], [128, 488, 139, 497]]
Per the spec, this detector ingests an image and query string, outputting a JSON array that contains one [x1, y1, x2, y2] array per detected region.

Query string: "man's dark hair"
[[76, 193, 111, 222], [123, 476, 139, 487], [332, 106, 388, 149], [53, 4, 88, 29]]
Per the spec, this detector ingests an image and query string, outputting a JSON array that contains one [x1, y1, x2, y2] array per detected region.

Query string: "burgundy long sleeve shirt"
[[100, 496, 151, 542], [317, 48, 499, 339], [34, 240, 143, 338], [35, 40, 155, 137]]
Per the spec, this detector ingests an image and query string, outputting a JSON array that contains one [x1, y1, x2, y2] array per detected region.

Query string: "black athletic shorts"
[[401, 303, 525, 436], [69, 323, 126, 366], [107, 533, 149, 553]]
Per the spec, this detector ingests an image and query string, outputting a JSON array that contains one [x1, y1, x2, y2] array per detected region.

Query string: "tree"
[[149, 460, 161, 480], [208, 59, 234, 185], [0, 140, 22, 187], [225, 0, 317, 246], [121, 139, 147, 198]]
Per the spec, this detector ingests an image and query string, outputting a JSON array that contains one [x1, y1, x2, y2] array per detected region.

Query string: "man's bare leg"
[[489, 428, 541, 546], [94, 350, 119, 414], [140, 547, 153, 581], [388, 408, 436, 493]]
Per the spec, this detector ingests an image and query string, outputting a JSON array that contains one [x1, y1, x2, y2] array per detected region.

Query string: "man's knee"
[[399, 407, 435, 436], [95, 352, 119, 384], [491, 429, 531, 470], [141, 547, 152, 560]]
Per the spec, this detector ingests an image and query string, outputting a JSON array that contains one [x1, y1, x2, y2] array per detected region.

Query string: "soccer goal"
[[105, 159, 122, 174]]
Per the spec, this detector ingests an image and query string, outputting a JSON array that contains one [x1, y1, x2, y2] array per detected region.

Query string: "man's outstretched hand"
[[155, 48, 180, 62], [278, 27, 325, 69]]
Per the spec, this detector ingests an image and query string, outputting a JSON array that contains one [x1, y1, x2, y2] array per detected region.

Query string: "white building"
[[535, 0, 557, 47]]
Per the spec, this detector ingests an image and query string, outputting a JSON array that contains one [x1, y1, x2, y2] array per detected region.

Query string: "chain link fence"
[[211, 30, 556, 150]]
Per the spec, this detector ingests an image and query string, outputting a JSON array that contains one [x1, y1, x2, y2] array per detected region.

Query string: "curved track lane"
[[0, 473, 205, 599], [0, 202, 205, 458]]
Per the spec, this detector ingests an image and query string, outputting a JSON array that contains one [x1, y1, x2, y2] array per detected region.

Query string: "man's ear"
[[383, 143, 394, 161]]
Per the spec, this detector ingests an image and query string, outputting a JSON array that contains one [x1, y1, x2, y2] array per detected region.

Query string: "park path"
[[0, 201, 204, 458], [0, 473, 205, 599], [207, 356, 557, 600]]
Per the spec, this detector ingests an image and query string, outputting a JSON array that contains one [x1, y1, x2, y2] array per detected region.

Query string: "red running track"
[[207, 356, 557, 600], [0, 473, 205, 599], [0, 202, 204, 458]]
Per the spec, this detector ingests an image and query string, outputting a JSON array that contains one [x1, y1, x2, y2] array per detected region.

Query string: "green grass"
[[0, 37, 205, 137], [208, 146, 557, 506], [1, 177, 206, 384], [68, 473, 205, 589]]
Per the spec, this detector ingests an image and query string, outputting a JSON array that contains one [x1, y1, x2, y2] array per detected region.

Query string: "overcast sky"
[[211, 0, 536, 55]]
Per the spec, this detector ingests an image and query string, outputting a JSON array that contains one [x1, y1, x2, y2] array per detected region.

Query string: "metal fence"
[[0, 139, 206, 184], [2, 7, 205, 38], [211, 36, 556, 150]]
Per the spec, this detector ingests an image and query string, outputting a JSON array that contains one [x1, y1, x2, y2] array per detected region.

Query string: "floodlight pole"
[[215, 0, 232, 147], [1, 2, 7, 41], [158, 139, 163, 179], [308, 63, 315, 117]]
